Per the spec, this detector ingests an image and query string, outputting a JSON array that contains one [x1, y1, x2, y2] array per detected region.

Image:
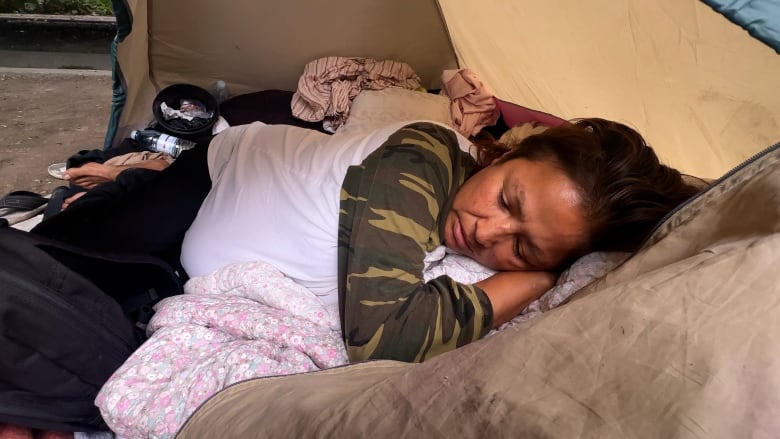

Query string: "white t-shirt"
[[181, 121, 472, 306]]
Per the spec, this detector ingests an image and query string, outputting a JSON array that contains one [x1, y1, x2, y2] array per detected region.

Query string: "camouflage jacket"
[[338, 122, 494, 363]]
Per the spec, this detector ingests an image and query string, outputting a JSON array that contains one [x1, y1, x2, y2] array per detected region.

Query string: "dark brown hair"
[[472, 118, 702, 255]]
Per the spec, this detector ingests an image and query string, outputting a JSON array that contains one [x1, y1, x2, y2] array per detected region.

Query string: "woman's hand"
[[475, 271, 556, 328]]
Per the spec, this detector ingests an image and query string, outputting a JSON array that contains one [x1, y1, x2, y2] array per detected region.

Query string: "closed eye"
[[500, 189, 527, 264], [513, 237, 524, 262], [498, 190, 509, 210]]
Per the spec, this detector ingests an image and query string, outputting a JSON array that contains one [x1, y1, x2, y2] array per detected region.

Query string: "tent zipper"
[[641, 141, 780, 248]]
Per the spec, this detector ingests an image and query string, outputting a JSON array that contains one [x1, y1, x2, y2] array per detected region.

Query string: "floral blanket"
[[95, 261, 347, 439], [95, 250, 627, 439]]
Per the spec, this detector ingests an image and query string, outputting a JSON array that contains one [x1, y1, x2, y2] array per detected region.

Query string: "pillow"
[[336, 88, 453, 136]]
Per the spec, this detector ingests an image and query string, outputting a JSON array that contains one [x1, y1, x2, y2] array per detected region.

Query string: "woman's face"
[[444, 157, 588, 272]]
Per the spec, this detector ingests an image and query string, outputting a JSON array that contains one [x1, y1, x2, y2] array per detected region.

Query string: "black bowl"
[[152, 83, 219, 140]]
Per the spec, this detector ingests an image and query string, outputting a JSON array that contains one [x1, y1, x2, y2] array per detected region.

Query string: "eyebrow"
[[509, 181, 525, 221]]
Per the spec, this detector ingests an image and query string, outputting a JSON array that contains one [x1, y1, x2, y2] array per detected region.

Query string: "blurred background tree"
[[0, 0, 113, 15]]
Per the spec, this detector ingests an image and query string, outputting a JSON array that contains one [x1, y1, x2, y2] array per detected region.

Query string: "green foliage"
[[0, 0, 113, 15]]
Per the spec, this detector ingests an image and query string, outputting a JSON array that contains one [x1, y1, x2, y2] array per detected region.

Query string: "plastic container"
[[213, 80, 230, 104], [152, 83, 219, 140], [130, 129, 197, 158]]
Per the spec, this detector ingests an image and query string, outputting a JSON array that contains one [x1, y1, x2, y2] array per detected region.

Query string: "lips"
[[452, 217, 473, 256]]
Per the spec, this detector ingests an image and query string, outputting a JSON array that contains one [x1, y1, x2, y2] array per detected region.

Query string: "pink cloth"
[[291, 56, 422, 132], [440, 69, 499, 137]]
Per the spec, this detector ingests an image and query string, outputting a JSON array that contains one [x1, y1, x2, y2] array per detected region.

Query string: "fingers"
[[68, 176, 111, 189], [64, 162, 110, 181], [64, 163, 115, 189], [61, 191, 87, 211]]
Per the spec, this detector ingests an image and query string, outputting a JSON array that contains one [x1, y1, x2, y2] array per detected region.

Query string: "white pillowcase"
[[336, 87, 453, 136]]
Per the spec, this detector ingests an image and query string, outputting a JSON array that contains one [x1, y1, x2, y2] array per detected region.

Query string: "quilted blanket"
[[95, 261, 348, 439]]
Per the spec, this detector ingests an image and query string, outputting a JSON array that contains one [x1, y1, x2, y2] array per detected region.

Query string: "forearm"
[[114, 159, 171, 177], [343, 276, 493, 362], [475, 271, 556, 328], [65, 159, 171, 188]]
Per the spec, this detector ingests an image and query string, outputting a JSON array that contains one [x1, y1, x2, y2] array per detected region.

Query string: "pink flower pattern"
[[95, 261, 347, 439]]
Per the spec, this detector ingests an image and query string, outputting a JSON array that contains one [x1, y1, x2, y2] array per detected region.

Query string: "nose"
[[474, 216, 515, 248]]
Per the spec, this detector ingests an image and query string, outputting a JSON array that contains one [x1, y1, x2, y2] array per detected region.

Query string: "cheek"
[[474, 242, 524, 271], [455, 172, 498, 209]]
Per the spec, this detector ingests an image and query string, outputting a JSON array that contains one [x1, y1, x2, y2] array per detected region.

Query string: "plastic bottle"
[[129, 129, 197, 158], [212, 80, 230, 104]]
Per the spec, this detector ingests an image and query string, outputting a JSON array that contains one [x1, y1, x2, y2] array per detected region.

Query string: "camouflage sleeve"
[[337, 122, 494, 363]]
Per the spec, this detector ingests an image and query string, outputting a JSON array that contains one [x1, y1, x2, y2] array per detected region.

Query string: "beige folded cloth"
[[104, 151, 174, 166], [440, 68, 500, 137]]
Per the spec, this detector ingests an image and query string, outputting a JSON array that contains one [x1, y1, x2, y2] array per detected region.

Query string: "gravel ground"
[[0, 67, 112, 197]]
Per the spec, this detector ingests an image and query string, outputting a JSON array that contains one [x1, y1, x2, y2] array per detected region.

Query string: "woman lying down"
[[32, 118, 699, 437]]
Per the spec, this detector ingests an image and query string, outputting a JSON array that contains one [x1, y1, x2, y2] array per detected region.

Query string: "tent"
[[107, 0, 780, 179], [100, 0, 780, 437]]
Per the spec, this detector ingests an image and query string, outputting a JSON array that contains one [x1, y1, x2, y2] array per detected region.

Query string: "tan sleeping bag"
[[177, 144, 780, 439]]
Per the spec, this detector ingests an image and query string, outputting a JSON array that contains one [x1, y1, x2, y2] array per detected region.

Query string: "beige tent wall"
[[116, 0, 779, 178], [439, 0, 780, 178], [114, 0, 458, 145]]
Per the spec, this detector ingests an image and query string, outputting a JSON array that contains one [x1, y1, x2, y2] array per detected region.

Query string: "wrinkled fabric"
[[440, 68, 499, 137], [104, 151, 174, 166], [95, 260, 347, 439], [423, 246, 630, 333], [291, 57, 422, 132]]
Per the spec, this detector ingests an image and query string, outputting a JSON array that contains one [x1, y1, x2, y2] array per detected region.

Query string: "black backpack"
[[0, 226, 182, 432]]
